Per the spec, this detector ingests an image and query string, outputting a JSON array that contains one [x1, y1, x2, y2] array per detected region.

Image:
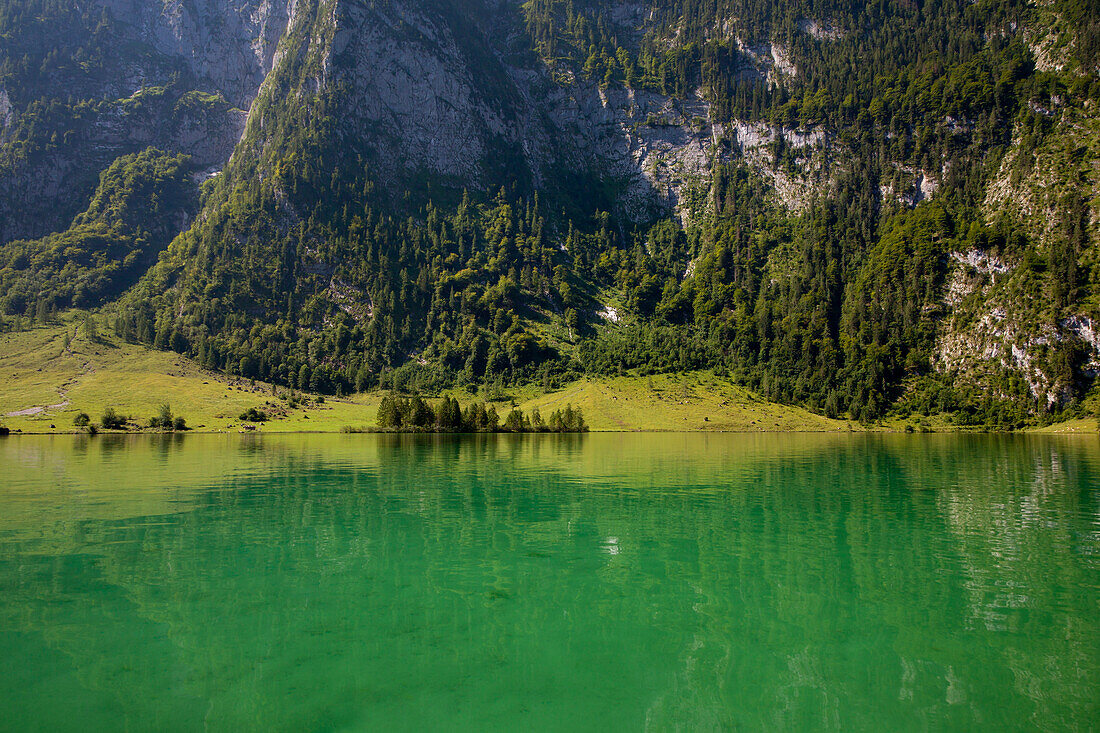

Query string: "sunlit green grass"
[[1030, 418, 1100, 434], [0, 317, 380, 433], [1, 320, 858, 434], [516, 372, 856, 432], [14, 317, 1082, 434]]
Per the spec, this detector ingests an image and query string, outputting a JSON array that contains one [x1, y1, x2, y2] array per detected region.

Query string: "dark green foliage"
[[545, 404, 588, 433], [73, 412, 90, 427], [124, 180, 573, 396], [239, 407, 269, 423], [100, 407, 125, 430], [0, 149, 195, 313], [503, 408, 529, 432], [376, 394, 587, 433]]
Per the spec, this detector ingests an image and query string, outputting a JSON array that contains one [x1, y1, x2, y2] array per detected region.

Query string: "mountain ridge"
[[1, 0, 1098, 427]]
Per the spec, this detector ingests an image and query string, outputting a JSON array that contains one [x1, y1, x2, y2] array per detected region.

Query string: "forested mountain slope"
[[0, 0, 291, 242], [0, 148, 194, 313], [1, 0, 1097, 426]]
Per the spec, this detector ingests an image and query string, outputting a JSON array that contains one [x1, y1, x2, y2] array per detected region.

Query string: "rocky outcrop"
[[327, 0, 532, 190], [227, 0, 834, 223], [545, 84, 717, 222], [0, 1, 293, 244], [244, 1, 689, 222], [798, 18, 844, 42], [0, 90, 246, 244], [0, 89, 11, 130], [936, 247, 1100, 407], [94, 0, 294, 108], [729, 120, 831, 212], [879, 166, 941, 208]]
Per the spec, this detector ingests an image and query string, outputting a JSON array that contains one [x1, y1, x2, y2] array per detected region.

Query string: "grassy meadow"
[[3, 316, 1095, 435], [0, 317, 382, 434], [1, 317, 857, 434], [513, 373, 854, 432]]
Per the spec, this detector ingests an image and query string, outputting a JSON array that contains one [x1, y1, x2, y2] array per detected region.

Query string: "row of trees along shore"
[[376, 395, 587, 433]]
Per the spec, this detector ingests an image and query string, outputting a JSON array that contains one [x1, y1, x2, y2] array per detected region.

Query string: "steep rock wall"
[[0, 0, 295, 244]]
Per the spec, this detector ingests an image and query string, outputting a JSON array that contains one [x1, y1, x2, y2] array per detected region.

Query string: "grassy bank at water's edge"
[[0, 319, 383, 433], [3, 318, 1095, 434]]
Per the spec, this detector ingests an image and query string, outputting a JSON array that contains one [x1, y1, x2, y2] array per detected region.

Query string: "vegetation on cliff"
[[0, 0, 1096, 429]]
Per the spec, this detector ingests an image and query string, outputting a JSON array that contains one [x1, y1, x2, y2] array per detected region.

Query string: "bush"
[[73, 412, 90, 427], [173, 416, 187, 431], [148, 403, 174, 429], [101, 407, 126, 430], [503, 408, 529, 432], [239, 407, 268, 422]]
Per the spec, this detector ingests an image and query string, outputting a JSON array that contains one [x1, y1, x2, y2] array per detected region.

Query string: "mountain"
[[0, 0, 1097, 426]]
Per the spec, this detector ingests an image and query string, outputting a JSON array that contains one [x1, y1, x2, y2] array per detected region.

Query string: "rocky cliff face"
[[2, 0, 1096, 414], [1, 0, 842, 241], [136, 0, 294, 109], [932, 53, 1100, 407], [0, 0, 295, 244], [265, 0, 841, 223], [324, 0, 538, 192], [0, 89, 11, 129]]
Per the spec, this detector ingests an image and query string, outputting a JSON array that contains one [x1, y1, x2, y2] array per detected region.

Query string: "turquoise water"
[[0, 433, 1097, 731]]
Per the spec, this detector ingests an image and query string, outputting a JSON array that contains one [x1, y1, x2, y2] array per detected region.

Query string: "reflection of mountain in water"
[[0, 435, 1097, 729]]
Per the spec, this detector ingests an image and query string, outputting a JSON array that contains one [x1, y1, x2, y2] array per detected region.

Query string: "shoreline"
[[3, 427, 1096, 436], [4, 324, 1096, 437]]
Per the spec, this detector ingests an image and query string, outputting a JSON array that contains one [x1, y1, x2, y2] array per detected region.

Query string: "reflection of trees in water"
[[923, 436, 1100, 727], [0, 435, 1097, 729]]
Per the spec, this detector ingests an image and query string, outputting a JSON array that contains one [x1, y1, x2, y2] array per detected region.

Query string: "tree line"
[[377, 394, 588, 433]]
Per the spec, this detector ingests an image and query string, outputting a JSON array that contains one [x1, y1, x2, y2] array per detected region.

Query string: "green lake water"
[[0, 433, 1097, 731]]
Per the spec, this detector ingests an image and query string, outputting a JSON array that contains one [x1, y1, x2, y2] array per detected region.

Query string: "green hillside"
[[0, 316, 383, 434], [0, 0, 1097, 429], [1, 316, 859, 434]]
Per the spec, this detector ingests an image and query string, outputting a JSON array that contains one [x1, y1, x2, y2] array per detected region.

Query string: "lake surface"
[[0, 433, 1097, 731]]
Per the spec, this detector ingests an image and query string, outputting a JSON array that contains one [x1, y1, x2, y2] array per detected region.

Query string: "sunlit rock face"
[[241, 0, 835, 224], [91, 0, 294, 107], [1, 0, 842, 241]]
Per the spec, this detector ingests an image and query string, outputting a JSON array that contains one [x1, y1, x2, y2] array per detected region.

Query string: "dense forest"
[[0, 0, 1097, 427], [0, 149, 195, 314], [375, 395, 588, 433]]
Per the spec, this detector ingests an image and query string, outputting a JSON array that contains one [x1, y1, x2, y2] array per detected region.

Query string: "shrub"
[[239, 407, 268, 422], [101, 407, 126, 430], [503, 408, 529, 432], [148, 403, 174, 429], [73, 412, 90, 427]]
